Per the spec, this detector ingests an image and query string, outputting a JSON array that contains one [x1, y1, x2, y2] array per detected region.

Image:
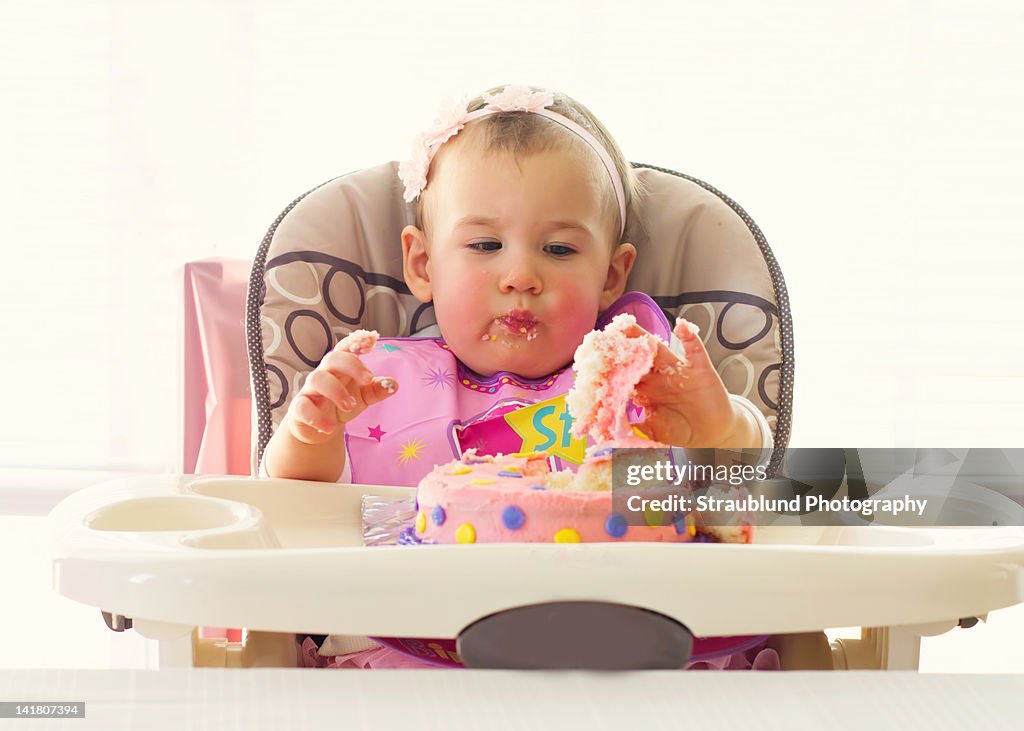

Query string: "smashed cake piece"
[[336, 329, 379, 355], [567, 313, 663, 442]]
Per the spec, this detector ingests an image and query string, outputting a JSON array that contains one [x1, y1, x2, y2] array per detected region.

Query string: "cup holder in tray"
[[86, 495, 252, 533]]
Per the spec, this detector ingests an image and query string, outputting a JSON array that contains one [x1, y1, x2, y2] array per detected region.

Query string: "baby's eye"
[[544, 244, 576, 257], [469, 241, 502, 252]]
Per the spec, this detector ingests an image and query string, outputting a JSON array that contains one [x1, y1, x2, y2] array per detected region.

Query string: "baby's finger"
[[303, 368, 358, 414], [320, 350, 376, 389], [671, 317, 709, 366], [357, 376, 399, 407], [673, 317, 701, 343], [292, 392, 338, 435]]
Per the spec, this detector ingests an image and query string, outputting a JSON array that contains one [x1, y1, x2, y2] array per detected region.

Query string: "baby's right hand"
[[285, 332, 398, 445]]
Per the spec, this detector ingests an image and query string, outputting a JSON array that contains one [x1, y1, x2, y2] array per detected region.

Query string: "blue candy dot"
[[497, 470, 524, 478], [605, 513, 628, 539], [502, 505, 525, 530], [432, 505, 446, 526], [530, 485, 546, 490]]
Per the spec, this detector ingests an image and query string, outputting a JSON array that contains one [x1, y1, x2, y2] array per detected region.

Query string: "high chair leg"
[[830, 623, 953, 670]]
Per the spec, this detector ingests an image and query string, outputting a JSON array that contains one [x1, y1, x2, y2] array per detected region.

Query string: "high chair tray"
[[50, 475, 1024, 638]]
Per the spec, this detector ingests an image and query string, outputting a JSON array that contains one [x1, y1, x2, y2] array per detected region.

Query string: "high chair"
[[49, 163, 1024, 670]]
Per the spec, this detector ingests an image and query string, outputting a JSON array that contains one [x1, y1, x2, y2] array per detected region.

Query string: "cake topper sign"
[[504, 395, 588, 464]]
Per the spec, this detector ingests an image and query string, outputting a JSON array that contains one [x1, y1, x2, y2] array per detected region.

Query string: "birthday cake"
[[411, 313, 754, 545]]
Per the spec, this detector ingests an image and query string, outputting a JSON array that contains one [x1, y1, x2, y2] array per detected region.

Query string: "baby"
[[262, 84, 770, 484], [265, 85, 820, 671]]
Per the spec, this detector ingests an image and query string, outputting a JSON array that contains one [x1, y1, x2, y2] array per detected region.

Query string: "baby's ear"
[[401, 225, 433, 303], [600, 242, 637, 310]]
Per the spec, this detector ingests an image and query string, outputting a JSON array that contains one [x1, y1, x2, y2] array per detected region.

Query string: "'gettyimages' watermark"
[[610, 447, 1024, 527]]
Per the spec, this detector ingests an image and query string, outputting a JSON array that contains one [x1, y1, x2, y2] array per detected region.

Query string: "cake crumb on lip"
[[484, 311, 540, 345]]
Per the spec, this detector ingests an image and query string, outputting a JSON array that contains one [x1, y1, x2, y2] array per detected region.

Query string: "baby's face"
[[404, 143, 634, 379]]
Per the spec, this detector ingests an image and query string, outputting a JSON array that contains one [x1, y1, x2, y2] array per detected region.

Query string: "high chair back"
[[245, 162, 794, 474]]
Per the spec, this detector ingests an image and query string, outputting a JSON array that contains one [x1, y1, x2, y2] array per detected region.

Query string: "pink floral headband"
[[398, 85, 627, 237]]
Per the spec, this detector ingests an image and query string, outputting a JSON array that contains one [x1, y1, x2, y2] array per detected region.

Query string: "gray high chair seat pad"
[[246, 162, 794, 473]]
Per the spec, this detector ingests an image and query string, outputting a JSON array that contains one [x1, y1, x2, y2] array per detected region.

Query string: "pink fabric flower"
[[398, 86, 557, 202], [482, 85, 554, 113]]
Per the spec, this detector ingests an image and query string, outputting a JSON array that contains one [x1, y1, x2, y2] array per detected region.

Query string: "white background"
[[0, 0, 1022, 669]]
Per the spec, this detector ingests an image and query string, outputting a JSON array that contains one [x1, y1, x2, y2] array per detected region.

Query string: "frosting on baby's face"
[[401, 142, 635, 379]]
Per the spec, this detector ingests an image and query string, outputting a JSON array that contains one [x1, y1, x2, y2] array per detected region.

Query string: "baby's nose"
[[499, 261, 542, 293]]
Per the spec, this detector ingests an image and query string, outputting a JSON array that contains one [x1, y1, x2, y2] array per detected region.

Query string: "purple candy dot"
[[497, 470, 524, 478], [605, 513, 628, 538], [530, 485, 546, 490], [432, 505, 446, 526], [502, 505, 525, 530]]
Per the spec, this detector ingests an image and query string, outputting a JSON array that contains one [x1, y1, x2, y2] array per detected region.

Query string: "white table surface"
[[2, 669, 1022, 731]]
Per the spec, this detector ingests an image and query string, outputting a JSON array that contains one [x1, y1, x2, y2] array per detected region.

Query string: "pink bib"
[[344, 293, 671, 486]]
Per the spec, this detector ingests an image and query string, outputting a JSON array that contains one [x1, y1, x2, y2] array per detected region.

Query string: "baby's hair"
[[419, 85, 644, 245]]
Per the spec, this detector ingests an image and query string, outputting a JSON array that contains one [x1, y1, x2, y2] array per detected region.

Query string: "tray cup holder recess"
[[457, 601, 694, 670], [85, 495, 250, 532]]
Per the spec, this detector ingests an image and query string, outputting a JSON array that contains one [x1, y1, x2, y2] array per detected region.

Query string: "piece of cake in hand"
[[567, 313, 665, 442]]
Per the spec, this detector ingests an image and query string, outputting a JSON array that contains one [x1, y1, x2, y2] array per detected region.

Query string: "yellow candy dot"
[[456, 523, 477, 544], [554, 528, 581, 543], [644, 504, 666, 527], [686, 513, 697, 538], [503, 466, 522, 473], [415, 511, 427, 533], [471, 478, 496, 485], [451, 466, 472, 475]]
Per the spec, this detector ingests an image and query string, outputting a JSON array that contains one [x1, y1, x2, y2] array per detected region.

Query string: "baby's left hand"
[[628, 319, 757, 449]]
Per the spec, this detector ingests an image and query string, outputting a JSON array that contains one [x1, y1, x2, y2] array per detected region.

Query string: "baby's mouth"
[[483, 310, 540, 345]]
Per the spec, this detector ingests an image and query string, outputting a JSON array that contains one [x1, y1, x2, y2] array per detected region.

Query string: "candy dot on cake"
[[502, 505, 525, 531], [431, 505, 446, 526], [643, 503, 667, 528], [605, 513, 628, 539], [455, 523, 477, 544], [554, 528, 581, 543], [415, 511, 427, 534]]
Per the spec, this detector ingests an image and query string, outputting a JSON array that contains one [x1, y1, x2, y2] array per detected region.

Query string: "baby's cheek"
[[437, 277, 487, 325], [553, 287, 603, 339]]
